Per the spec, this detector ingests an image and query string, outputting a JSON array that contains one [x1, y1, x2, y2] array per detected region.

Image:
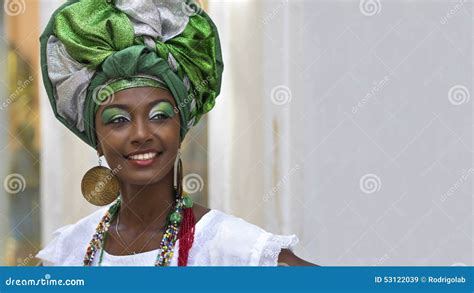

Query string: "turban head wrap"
[[40, 0, 223, 149]]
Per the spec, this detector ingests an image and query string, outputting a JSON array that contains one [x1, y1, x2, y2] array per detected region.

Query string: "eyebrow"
[[101, 99, 172, 113]]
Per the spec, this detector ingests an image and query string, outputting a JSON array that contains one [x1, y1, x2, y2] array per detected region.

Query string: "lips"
[[127, 152, 159, 161], [125, 149, 162, 160], [125, 151, 163, 167], [124, 149, 164, 169]]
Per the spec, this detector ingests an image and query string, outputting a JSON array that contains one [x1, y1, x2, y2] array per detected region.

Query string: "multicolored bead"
[[83, 191, 189, 267]]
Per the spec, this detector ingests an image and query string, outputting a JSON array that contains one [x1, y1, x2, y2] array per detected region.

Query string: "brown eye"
[[111, 116, 129, 124], [151, 113, 169, 121]]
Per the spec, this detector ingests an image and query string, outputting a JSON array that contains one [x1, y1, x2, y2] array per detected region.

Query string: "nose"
[[130, 117, 153, 145]]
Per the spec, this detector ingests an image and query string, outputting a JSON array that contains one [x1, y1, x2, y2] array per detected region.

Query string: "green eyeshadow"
[[149, 101, 175, 118], [102, 108, 130, 124]]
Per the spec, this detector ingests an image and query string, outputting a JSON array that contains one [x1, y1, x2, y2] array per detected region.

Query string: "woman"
[[36, 0, 316, 266]]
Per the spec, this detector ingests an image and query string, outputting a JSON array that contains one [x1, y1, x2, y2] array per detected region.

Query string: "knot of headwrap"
[[154, 15, 222, 122], [40, 0, 223, 148]]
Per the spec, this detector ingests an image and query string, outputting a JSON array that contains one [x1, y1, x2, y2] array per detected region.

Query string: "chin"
[[122, 175, 164, 187]]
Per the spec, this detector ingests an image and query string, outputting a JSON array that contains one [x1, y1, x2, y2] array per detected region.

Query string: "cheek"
[[152, 124, 180, 149], [96, 127, 127, 162], [158, 114, 181, 141]]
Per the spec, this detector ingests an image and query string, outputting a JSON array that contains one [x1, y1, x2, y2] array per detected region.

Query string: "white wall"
[[208, 0, 266, 226], [208, 0, 472, 266]]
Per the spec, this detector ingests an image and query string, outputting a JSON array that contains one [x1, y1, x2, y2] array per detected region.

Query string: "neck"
[[116, 170, 176, 230]]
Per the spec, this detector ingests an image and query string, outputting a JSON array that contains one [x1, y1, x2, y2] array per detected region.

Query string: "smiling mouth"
[[125, 152, 163, 161]]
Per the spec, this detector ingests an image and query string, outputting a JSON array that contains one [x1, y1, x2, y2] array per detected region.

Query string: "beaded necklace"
[[83, 192, 193, 266]]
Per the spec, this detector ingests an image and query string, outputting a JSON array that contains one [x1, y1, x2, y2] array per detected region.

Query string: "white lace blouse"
[[36, 207, 299, 266]]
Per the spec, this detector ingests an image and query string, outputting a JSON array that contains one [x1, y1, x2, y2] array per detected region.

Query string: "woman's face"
[[95, 86, 181, 186]]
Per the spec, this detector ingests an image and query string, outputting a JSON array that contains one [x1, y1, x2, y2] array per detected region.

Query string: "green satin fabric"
[[43, 0, 223, 149], [155, 15, 222, 124], [95, 77, 168, 106], [54, 0, 135, 67]]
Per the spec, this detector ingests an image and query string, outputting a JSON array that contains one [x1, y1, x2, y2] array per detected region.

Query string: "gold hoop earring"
[[173, 149, 183, 198], [81, 152, 120, 206]]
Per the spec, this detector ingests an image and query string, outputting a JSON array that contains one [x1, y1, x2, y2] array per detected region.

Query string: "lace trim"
[[258, 234, 299, 266]]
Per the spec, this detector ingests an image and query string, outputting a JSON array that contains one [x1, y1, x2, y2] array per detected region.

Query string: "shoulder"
[[277, 249, 319, 266], [192, 203, 211, 223], [35, 206, 110, 266], [193, 209, 299, 266]]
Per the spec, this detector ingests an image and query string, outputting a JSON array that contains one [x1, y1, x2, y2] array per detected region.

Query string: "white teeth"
[[128, 152, 158, 161]]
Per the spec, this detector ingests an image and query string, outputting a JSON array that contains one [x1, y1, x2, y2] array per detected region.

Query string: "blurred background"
[[0, 0, 471, 266]]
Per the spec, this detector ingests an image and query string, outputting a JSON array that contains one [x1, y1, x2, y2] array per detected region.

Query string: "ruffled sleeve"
[[250, 232, 299, 266], [199, 210, 301, 266], [35, 224, 72, 266]]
